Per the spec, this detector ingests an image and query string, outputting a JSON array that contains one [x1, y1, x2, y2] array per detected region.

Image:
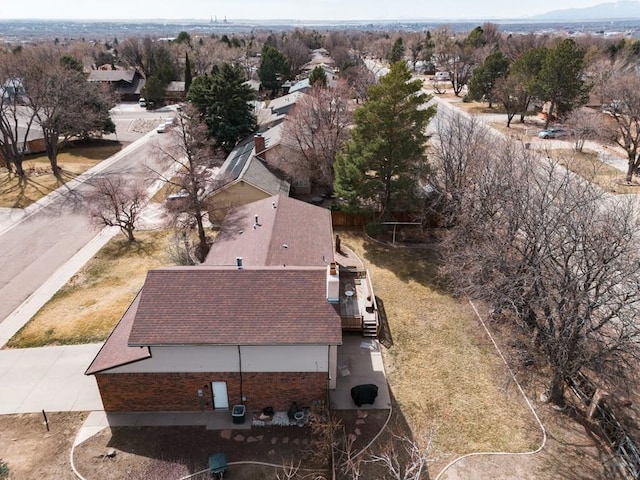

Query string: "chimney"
[[326, 263, 339, 303], [236, 257, 243, 270], [254, 134, 265, 154]]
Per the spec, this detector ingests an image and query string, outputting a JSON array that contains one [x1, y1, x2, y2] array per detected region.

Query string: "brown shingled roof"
[[128, 266, 342, 346], [85, 293, 151, 375], [204, 195, 334, 268]]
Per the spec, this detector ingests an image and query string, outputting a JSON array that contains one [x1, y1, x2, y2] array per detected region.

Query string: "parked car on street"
[[538, 128, 567, 139]]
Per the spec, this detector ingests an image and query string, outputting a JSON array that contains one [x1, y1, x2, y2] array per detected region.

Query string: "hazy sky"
[[0, 0, 611, 21]]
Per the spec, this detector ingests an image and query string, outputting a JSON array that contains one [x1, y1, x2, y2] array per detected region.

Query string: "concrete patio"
[[330, 334, 391, 410]]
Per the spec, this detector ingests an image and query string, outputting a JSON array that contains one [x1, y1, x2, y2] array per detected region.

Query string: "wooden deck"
[[339, 270, 378, 336]]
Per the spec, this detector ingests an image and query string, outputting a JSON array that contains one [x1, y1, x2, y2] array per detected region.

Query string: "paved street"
[[0, 125, 174, 324], [0, 106, 179, 415]]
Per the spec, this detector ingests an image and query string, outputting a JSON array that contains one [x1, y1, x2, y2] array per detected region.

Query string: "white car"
[[538, 128, 567, 139], [156, 123, 167, 133]]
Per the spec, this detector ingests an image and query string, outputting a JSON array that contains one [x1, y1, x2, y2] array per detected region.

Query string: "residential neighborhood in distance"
[[1, 3, 640, 478]]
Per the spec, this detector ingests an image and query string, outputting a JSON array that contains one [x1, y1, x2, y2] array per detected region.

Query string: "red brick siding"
[[242, 372, 327, 411], [0, 138, 47, 164], [96, 372, 241, 412], [28, 138, 46, 154], [96, 371, 328, 412]]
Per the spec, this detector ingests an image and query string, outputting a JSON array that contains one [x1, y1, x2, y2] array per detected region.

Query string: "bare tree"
[[431, 27, 475, 97], [343, 63, 376, 104], [276, 458, 302, 480], [0, 50, 35, 176], [282, 36, 310, 77], [599, 69, 640, 182], [154, 105, 223, 262], [87, 176, 146, 242], [565, 108, 600, 152], [27, 48, 116, 176], [494, 72, 531, 127], [441, 139, 640, 406], [429, 110, 493, 224], [405, 33, 424, 72], [281, 81, 353, 191], [369, 433, 435, 480]]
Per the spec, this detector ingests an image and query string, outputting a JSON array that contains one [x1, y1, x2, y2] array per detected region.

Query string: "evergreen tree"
[[531, 39, 590, 129], [309, 66, 327, 87], [506, 46, 547, 123], [467, 51, 510, 108], [258, 45, 289, 93], [334, 62, 436, 216], [184, 52, 193, 93], [187, 63, 257, 154], [388, 37, 405, 64]]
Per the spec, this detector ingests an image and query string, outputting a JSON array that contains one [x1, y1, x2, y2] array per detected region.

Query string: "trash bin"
[[232, 404, 246, 424]]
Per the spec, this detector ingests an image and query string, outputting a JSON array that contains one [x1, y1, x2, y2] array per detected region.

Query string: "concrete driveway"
[[0, 344, 103, 414]]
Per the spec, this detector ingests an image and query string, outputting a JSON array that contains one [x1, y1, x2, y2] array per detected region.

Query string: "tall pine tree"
[[187, 63, 257, 154], [334, 62, 436, 216]]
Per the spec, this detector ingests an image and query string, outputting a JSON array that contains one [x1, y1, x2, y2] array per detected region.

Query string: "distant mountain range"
[[532, 0, 640, 20]]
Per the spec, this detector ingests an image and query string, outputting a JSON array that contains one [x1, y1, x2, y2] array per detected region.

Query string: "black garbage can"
[[232, 404, 246, 424]]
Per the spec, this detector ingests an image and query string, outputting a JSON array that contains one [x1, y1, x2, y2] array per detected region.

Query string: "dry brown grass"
[[0, 142, 123, 208], [7, 230, 173, 348], [552, 149, 639, 194], [338, 231, 541, 469], [455, 100, 507, 115]]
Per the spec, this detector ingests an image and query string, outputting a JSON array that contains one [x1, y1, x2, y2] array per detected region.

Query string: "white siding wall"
[[241, 346, 328, 372], [107, 345, 331, 373]]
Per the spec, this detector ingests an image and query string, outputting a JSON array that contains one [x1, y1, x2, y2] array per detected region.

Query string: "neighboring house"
[[288, 78, 311, 94], [257, 91, 307, 127], [164, 81, 186, 102], [244, 79, 261, 93], [301, 62, 339, 82], [86, 194, 381, 413], [208, 132, 290, 220], [0, 126, 46, 164], [87, 69, 145, 101], [1, 78, 25, 100], [252, 123, 312, 195]]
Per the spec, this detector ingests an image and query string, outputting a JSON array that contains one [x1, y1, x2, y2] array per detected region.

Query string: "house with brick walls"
[[86, 194, 378, 413]]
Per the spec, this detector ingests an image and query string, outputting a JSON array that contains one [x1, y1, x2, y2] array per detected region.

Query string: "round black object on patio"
[[350, 384, 379, 407]]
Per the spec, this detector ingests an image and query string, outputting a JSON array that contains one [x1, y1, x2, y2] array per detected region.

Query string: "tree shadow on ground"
[[0, 173, 55, 208], [536, 407, 628, 480], [337, 227, 450, 296]]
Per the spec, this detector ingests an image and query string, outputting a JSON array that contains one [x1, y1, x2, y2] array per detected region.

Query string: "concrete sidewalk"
[[0, 226, 119, 347]]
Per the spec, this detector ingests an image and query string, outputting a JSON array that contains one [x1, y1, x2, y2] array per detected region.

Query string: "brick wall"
[[96, 372, 241, 412], [96, 371, 328, 412], [242, 372, 327, 411]]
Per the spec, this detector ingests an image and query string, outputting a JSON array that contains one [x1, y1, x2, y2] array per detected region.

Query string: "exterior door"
[[211, 381, 229, 410]]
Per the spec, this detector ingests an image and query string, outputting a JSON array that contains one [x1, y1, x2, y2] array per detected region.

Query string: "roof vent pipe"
[[236, 257, 243, 270], [272, 201, 276, 209], [255, 214, 259, 224]]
